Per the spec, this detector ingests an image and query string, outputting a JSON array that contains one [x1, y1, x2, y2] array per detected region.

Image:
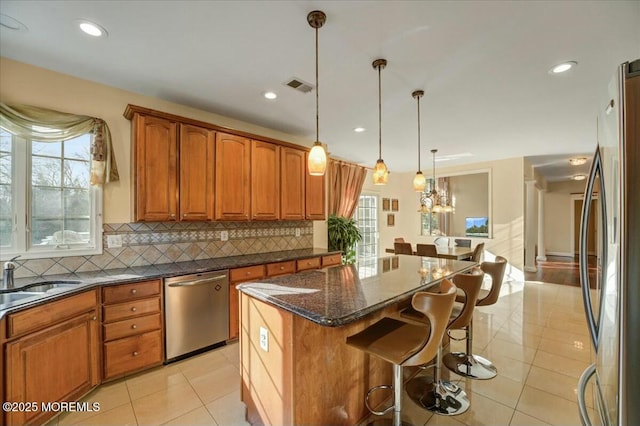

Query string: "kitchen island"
[[237, 255, 476, 426]]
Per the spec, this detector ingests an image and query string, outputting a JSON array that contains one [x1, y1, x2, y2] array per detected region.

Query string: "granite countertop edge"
[[237, 264, 473, 327], [0, 248, 341, 320]]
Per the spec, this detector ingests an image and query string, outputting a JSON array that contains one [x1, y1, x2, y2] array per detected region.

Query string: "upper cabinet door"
[[215, 132, 251, 221], [134, 114, 178, 222], [251, 141, 280, 220], [280, 147, 306, 220], [179, 124, 215, 221], [305, 152, 326, 220]]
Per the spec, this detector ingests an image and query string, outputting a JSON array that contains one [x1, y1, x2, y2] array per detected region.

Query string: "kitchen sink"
[[0, 280, 82, 294], [0, 292, 35, 305]]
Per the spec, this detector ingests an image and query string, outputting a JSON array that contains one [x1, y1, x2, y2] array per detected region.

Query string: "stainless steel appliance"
[[164, 270, 229, 361], [577, 59, 639, 426]]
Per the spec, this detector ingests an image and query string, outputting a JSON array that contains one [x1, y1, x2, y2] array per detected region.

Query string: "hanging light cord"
[[315, 25, 319, 143], [378, 64, 382, 160], [417, 96, 421, 172], [432, 150, 437, 194]]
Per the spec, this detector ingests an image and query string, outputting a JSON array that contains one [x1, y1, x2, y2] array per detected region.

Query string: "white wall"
[[361, 158, 525, 270]]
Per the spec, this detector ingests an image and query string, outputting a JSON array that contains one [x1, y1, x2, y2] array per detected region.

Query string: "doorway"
[[572, 197, 598, 257]]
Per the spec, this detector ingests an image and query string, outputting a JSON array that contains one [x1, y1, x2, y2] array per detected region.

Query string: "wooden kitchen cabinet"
[[216, 132, 251, 221], [296, 256, 322, 271], [305, 152, 326, 220], [102, 280, 163, 380], [4, 290, 100, 426], [280, 147, 306, 220], [179, 124, 215, 221], [266, 260, 296, 277], [133, 114, 178, 221], [229, 265, 265, 340], [251, 140, 280, 220]]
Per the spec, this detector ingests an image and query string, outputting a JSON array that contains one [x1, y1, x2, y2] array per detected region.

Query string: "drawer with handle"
[[230, 265, 265, 282], [102, 297, 161, 323], [103, 329, 162, 379], [102, 280, 161, 304], [297, 257, 322, 271], [103, 312, 162, 342], [322, 254, 342, 268], [266, 260, 296, 277]]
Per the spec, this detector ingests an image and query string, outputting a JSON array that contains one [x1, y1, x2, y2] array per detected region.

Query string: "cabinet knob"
[[133, 351, 139, 357], [183, 214, 187, 217], [92, 316, 97, 321], [170, 213, 176, 217], [131, 307, 137, 312], [131, 289, 137, 294], [131, 324, 137, 329], [280, 266, 284, 270], [246, 272, 250, 275]]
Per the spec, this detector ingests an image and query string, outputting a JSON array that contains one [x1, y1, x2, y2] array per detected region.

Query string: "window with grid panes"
[[354, 194, 378, 260], [0, 129, 102, 259]]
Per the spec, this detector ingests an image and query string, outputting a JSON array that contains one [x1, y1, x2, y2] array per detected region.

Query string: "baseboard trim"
[[546, 251, 574, 258]]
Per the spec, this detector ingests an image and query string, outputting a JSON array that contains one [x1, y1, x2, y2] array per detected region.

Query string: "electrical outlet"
[[220, 230, 229, 241], [106, 235, 122, 248], [259, 327, 269, 352], [295, 228, 301, 237]]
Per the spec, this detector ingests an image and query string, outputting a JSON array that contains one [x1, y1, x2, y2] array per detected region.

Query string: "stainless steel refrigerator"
[[578, 59, 639, 426]]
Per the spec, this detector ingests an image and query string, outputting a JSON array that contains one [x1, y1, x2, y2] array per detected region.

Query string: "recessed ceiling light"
[[569, 157, 588, 166], [550, 61, 577, 74], [354, 127, 365, 133], [77, 20, 107, 37], [572, 174, 587, 181], [263, 91, 277, 100], [0, 13, 28, 31]]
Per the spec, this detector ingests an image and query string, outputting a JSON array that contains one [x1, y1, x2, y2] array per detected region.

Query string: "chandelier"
[[418, 149, 453, 213]]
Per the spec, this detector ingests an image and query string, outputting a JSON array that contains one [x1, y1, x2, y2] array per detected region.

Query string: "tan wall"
[[361, 157, 525, 270], [543, 180, 587, 255], [448, 173, 489, 236], [0, 58, 311, 222]]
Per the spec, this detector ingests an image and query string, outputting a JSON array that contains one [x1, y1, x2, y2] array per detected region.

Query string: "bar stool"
[[401, 269, 483, 414], [346, 280, 457, 425], [444, 256, 508, 380]]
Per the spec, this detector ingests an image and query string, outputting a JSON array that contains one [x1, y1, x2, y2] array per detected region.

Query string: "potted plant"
[[327, 214, 363, 264]]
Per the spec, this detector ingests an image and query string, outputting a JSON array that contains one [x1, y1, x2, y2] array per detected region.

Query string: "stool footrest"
[[443, 352, 497, 380], [365, 384, 395, 416], [406, 374, 470, 416]]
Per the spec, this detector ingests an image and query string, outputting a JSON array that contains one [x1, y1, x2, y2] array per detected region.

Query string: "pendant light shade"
[[372, 59, 389, 185], [412, 90, 426, 192], [307, 10, 327, 176], [426, 149, 454, 213]]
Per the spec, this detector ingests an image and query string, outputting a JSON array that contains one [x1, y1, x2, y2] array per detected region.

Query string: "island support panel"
[[240, 293, 400, 425]]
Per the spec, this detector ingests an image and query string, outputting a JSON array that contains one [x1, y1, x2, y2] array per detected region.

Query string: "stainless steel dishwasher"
[[164, 270, 229, 362]]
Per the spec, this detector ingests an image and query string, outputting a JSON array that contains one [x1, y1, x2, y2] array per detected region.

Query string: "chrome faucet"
[[2, 256, 20, 290]]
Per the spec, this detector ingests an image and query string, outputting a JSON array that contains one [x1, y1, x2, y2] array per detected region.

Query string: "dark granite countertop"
[[237, 254, 476, 327], [0, 248, 340, 319]]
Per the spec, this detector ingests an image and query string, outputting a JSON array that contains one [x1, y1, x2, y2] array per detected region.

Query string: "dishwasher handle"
[[167, 275, 227, 287]]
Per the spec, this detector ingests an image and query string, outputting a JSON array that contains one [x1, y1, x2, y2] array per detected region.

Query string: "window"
[[0, 129, 102, 259], [355, 194, 378, 260]]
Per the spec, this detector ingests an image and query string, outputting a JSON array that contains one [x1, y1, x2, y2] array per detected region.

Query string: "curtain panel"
[[0, 103, 119, 185], [328, 159, 367, 218]]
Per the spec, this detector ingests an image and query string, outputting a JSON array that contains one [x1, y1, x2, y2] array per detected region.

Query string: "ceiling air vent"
[[284, 77, 314, 93]]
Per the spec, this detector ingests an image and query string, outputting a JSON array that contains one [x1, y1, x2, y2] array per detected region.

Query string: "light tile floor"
[[47, 279, 595, 425]]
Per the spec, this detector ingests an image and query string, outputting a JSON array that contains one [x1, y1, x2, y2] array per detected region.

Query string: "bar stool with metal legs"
[[402, 268, 484, 414], [443, 256, 508, 380], [346, 280, 457, 425]]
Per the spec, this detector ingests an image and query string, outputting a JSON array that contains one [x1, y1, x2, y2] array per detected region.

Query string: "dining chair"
[[471, 242, 485, 262], [454, 238, 471, 248], [433, 237, 450, 247], [394, 237, 406, 243], [394, 242, 413, 255], [416, 243, 438, 257]]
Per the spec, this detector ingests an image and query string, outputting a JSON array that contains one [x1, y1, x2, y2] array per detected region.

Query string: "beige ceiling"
[[1, 1, 639, 181]]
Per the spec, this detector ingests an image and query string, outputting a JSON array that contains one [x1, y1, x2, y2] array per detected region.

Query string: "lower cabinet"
[[229, 265, 266, 340], [102, 280, 163, 380], [4, 290, 100, 426]]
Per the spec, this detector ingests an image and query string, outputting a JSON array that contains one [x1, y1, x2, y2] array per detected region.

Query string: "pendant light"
[[412, 90, 426, 192], [372, 59, 389, 185], [428, 149, 453, 213], [307, 10, 327, 176]]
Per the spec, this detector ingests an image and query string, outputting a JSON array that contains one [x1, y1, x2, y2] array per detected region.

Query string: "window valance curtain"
[[328, 159, 368, 218], [0, 103, 119, 185]]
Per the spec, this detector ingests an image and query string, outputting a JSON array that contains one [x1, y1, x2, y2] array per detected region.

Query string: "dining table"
[[385, 245, 474, 260]]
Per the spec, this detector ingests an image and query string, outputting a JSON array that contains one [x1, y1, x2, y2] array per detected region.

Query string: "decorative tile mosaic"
[[13, 221, 314, 278]]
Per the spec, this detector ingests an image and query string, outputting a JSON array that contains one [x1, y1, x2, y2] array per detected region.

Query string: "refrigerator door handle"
[[580, 146, 606, 350], [578, 364, 597, 426]]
